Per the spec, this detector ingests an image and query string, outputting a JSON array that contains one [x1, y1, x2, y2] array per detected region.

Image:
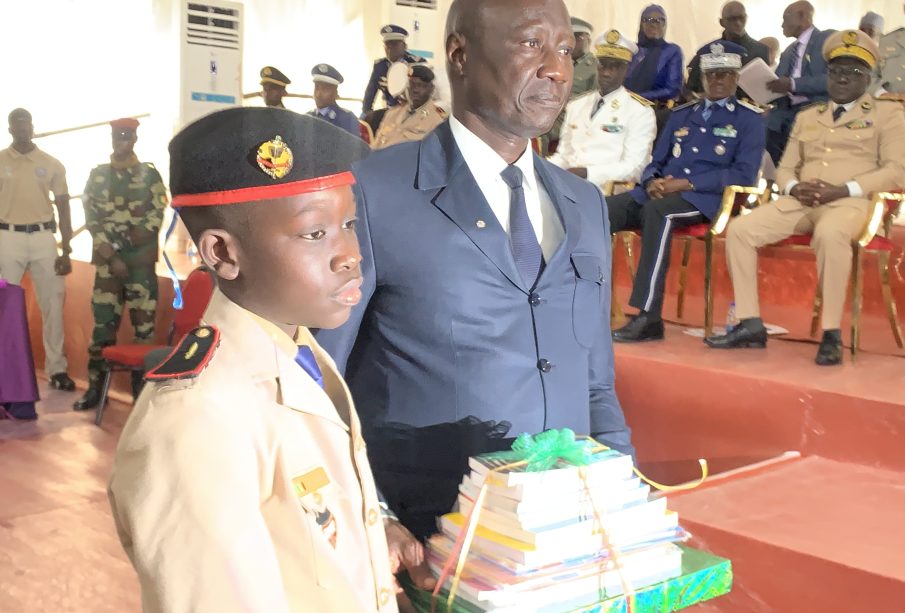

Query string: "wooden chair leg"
[[621, 232, 636, 281], [95, 365, 114, 427], [677, 239, 692, 319], [704, 236, 715, 338], [610, 235, 625, 326], [810, 286, 822, 339], [850, 246, 864, 360], [878, 250, 905, 348]]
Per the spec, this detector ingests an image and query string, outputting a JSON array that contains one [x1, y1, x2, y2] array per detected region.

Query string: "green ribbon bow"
[[510, 428, 592, 472]]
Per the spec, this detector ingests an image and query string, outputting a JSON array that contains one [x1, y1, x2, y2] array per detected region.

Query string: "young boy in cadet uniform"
[[108, 108, 432, 613]]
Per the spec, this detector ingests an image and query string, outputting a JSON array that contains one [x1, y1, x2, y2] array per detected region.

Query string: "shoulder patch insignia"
[[145, 326, 220, 381], [737, 99, 764, 113], [629, 92, 655, 107]]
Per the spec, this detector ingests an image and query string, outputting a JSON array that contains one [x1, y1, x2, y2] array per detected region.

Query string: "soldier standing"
[[373, 65, 446, 149], [361, 25, 426, 116], [73, 118, 168, 411]]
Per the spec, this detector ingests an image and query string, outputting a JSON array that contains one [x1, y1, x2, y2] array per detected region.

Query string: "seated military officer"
[[706, 30, 905, 365], [607, 41, 765, 343], [307, 63, 360, 137], [108, 109, 432, 612], [260, 66, 290, 108], [373, 64, 447, 149], [549, 29, 656, 186]]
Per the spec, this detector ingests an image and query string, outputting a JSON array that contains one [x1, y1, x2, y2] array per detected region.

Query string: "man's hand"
[[567, 167, 588, 179], [791, 181, 848, 207], [767, 77, 793, 94], [110, 255, 129, 280], [54, 255, 72, 276], [660, 178, 693, 195], [646, 177, 668, 199], [128, 227, 157, 246], [385, 518, 435, 612]]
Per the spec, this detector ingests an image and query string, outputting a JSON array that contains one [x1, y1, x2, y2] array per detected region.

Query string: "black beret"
[[408, 64, 435, 82], [169, 107, 370, 207], [260, 66, 290, 87]]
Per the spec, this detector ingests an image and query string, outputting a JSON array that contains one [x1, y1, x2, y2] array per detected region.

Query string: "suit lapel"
[[803, 28, 821, 73], [533, 156, 579, 273], [418, 122, 528, 292]]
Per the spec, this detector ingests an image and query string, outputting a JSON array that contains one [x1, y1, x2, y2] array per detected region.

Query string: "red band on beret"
[[171, 171, 356, 207]]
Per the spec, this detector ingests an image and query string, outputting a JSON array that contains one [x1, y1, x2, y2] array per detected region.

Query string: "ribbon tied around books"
[[431, 429, 709, 613]]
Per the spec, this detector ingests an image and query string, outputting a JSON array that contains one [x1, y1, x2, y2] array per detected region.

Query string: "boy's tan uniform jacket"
[[108, 290, 398, 612]]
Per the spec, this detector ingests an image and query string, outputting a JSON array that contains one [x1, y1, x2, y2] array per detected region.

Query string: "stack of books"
[[427, 446, 689, 612]]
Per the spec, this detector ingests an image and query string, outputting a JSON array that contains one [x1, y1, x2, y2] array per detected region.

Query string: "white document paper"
[[738, 58, 784, 105]]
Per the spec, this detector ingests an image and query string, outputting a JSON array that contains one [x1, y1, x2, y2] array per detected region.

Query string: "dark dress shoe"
[[815, 332, 843, 366], [613, 313, 665, 343], [73, 388, 102, 411], [49, 372, 76, 391], [705, 324, 768, 349]]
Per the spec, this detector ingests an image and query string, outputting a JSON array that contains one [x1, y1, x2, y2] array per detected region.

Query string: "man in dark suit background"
[[765, 1, 834, 164], [316, 0, 633, 539]]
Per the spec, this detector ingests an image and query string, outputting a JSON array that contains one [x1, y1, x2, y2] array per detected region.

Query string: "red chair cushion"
[[866, 235, 896, 251], [673, 223, 710, 239], [102, 344, 166, 367]]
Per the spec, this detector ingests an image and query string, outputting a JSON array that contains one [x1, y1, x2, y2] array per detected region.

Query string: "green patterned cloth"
[[402, 545, 732, 613]]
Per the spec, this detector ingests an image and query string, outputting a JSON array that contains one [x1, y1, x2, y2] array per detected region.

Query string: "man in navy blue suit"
[[765, 1, 834, 164], [317, 0, 633, 539]]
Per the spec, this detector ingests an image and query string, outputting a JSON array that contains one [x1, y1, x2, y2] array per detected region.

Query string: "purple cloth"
[[0, 283, 40, 403]]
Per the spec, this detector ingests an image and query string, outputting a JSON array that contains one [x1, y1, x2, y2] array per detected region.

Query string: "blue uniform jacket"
[[362, 52, 426, 114], [307, 104, 360, 138], [625, 42, 684, 102], [316, 121, 633, 455], [768, 28, 835, 131], [631, 96, 765, 219]]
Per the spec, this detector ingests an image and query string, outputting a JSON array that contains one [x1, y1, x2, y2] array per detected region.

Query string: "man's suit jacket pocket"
[[571, 253, 604, 348]]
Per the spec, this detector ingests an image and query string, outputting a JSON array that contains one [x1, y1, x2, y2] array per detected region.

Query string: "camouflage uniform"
[[83, 158, 168, 387]]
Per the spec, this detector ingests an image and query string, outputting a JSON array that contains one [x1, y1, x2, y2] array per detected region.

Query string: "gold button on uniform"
[[367, 508, 379, 525], [378, 588, 391, 606]]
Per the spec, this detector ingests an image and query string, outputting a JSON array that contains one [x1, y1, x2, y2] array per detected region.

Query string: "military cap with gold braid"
[[169, 107, 370, 207], [260, 66, 290, 87], [594, 29, 638, 63], [822, 29, 880, 69]]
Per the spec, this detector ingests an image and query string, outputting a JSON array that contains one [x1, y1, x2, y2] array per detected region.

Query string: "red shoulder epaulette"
[[145, 325, 220, 381]]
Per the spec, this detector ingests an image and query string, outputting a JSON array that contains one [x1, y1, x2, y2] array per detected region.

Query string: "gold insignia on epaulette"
[[256, 135, 293, 180], [629, 92, 654, 107], [816, 102, 828, 113], [861, 100, 873, 112]]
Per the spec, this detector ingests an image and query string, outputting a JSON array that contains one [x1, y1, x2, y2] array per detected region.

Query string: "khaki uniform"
[[548, 87, 656, 186], [0, 145, 69, 375], [726, 94, 905, 329], [373, 101, 446, 149], [109, 290, 398, 613]]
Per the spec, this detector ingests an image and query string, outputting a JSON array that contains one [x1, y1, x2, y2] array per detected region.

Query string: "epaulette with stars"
[[145, 326, 220, 381], [629, 92, 654, 107], [737, 99, 764, 113]]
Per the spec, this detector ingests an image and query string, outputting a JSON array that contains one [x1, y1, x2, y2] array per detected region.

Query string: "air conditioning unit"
[[179, 0, 243, 128]]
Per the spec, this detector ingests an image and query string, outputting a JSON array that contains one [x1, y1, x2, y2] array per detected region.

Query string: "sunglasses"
[[642, 17, 666, 25]]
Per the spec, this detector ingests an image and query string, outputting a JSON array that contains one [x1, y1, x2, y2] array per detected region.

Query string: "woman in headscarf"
[[625, 4, 684, 106]]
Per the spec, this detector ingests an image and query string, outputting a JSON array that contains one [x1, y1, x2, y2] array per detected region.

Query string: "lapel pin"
[[476, 219, 486, 229]]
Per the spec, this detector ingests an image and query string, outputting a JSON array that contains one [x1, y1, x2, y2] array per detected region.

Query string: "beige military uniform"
[[108, 290, 398, 613], [373, 101, 446, 149], [0, 145, 69, 375], [549, 87, 656, 186], [726, 94, 905, 329]]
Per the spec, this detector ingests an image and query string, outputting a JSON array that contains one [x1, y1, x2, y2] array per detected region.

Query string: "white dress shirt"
[[784, 99, 862, 198], [449, 115, 564, 261], [549, 87, 656, 186]]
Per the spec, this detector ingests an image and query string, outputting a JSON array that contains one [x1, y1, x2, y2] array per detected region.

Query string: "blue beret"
[[169, 108, 370, 207], [311, 63, 344, 86], [381, 24, 408, 41]]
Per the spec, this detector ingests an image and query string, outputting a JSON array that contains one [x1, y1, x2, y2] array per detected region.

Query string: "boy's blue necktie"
[[294, 345, 324, 389]]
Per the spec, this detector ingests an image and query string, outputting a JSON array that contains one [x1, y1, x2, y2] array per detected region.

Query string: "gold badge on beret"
[[606, 30, 620, 44], [256, 135, 294, 180]]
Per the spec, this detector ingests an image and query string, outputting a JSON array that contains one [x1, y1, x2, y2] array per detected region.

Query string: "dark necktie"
[[295, 345, 324, 389], [500, 165, 544, 287], [832, 106, 846, 122], [591, 96, 606, 119]]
